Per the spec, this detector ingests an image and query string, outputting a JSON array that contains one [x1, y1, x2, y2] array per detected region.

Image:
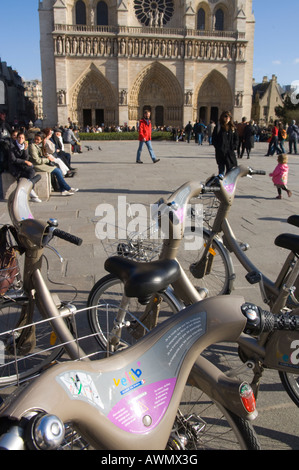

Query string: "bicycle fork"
[[107, 294, 162, 352]]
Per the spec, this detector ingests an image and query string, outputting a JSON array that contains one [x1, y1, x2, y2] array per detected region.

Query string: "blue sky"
[[0, 0, 299, 86]]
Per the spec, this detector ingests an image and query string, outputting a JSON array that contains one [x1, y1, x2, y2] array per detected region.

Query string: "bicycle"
[[2, 262, 299, 450], [87, 166, 299, 407], [5, 286, 296, 450], [0, 175, 91, 386]]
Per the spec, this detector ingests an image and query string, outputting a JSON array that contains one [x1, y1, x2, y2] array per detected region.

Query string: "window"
[[97, 1, 108, 26], [215, 8, 224, 31], [197, 8, 205, 30], [134, 0, 174, 26], [76, 0, 86, 25]]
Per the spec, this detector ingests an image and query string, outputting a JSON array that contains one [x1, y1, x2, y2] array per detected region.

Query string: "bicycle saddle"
[[104, 256, 180, 304], [275, 233, 299, 255], [288, 215, 299, 228]]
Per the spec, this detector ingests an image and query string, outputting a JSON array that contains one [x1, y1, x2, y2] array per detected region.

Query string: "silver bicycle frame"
[[0, 296, 257, 450], [7, 178, 87, 362]]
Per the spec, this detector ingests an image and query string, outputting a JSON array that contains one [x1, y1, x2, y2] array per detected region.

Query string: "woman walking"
[[212, 111, 238, 175]]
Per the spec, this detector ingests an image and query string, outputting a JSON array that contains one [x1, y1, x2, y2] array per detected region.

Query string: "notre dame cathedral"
[[39, 0, 255, 128]]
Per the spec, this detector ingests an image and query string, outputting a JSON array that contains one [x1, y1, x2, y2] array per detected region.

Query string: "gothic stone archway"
[[71, 65, 118, 127], [195, 70, 233, 124], [129, 62, 183, 127]]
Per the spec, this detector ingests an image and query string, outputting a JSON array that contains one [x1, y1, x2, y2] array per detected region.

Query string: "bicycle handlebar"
[[248, 169, 266, 176], [241, 302, 299, 336], [52, 228, 83, 246]]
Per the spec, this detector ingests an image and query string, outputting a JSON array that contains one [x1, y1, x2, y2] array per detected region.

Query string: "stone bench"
[[64, 143, 72, 154], [0, 171, 51, 201]]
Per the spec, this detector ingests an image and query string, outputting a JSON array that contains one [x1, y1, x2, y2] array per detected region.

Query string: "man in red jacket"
[[136, 109, 160, 164]]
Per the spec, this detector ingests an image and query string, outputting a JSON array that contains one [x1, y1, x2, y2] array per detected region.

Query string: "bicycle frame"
[[203, 166, 299, 314], [163, 166, 299, 383], [0, 295, 257, 450], [102, 167, 299, 391], [7, 177, 87, 362]]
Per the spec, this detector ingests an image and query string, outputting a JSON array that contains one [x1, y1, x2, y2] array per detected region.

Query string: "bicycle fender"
[[188, 356, 258, 421]]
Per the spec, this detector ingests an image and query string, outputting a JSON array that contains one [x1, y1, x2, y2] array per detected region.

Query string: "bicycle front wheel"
[[279, 371, 299, 408], [177, 228, 234, 297], [171, 382, 260, 450], [0, 299, 64, 386], [87, 274, 181, 351]]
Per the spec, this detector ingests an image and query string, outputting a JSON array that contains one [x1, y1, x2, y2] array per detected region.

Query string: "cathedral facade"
[[39, 0, 255, 128]]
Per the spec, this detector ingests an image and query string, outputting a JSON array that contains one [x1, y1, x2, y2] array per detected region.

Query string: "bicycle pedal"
[[246, 271, 262, 285]]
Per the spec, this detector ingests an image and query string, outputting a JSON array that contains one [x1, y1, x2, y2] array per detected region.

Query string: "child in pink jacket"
[[269, 153, 292, 199]]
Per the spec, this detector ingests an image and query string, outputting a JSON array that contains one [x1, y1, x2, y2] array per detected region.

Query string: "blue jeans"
[[136, 140, 157, 162], [289, 139, 298, 154], [52, 168, 71, 191], [198, 134, 203, 145]]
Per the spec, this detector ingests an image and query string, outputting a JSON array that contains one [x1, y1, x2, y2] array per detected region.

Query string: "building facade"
[[0, 60, 26, 125], [39, 0, 255, 128], [23, 80, 44, 122], [251, 75, 285, 127]]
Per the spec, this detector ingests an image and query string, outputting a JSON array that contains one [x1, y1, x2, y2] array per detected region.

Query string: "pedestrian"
[[240, 120, 256, 159], [184, 121, 193, 143], [278, 122, 287, 154], [207, 121, 216, 145], [8, 131, 41, 203], [269, 153, 292, 199], [136, 109, 160, 164], [197, 120, 206, 145], [193, 119, 200, 143], [287, 120, 299, 155], [212, 111, 238, 176], [265, 120, 281, 156], [236, 117, 247, 158]]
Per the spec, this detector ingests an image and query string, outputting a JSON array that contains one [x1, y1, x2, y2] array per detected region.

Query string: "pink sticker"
[[108, 378, 176, 433], [224, 183, 235, 194]]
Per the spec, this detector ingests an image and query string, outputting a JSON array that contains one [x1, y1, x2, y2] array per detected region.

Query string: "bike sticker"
[[58, 371, 104, 409], [57, 311, 207, 433], [223, 183, 235, 194], [107, 377, 176, 433], [277, 339, 299, 369]]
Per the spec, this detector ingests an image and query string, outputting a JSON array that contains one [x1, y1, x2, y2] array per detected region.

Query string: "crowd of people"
[[1, 109, 298, 203], [0, 112, 81, 200]]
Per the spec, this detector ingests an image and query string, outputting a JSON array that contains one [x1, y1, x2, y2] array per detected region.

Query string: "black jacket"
[[212, 124, 238, 170], [8, 140, 35, 179]]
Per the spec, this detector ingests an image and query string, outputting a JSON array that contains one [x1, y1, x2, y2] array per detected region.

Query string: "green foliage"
[[275, 96, 299, 124]]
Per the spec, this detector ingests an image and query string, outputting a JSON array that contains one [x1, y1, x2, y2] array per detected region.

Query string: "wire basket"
[[191, 193, 219, 230], [0, 299, 152, 393], [101, 229, 163, 262], [0, 302, 109, 392], [93, 209, 163, 262]]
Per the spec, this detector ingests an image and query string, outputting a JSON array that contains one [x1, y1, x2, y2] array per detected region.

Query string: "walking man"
[[136, 109, 160, 164]]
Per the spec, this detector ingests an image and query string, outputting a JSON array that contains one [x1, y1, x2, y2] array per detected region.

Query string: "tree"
[[275, 95, 299, 124]]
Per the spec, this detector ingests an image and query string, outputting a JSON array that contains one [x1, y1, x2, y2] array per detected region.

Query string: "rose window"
[[134, 0, 174, 26]]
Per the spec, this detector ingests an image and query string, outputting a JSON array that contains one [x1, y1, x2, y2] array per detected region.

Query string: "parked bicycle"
[[0, 175, 90, 386], [1, 258, 299, 450], [87, 166, 299, 407]]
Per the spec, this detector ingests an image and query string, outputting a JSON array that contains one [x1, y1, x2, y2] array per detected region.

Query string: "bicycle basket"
[[0, 225, 21, 296], [192, 193, 219, 230]]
